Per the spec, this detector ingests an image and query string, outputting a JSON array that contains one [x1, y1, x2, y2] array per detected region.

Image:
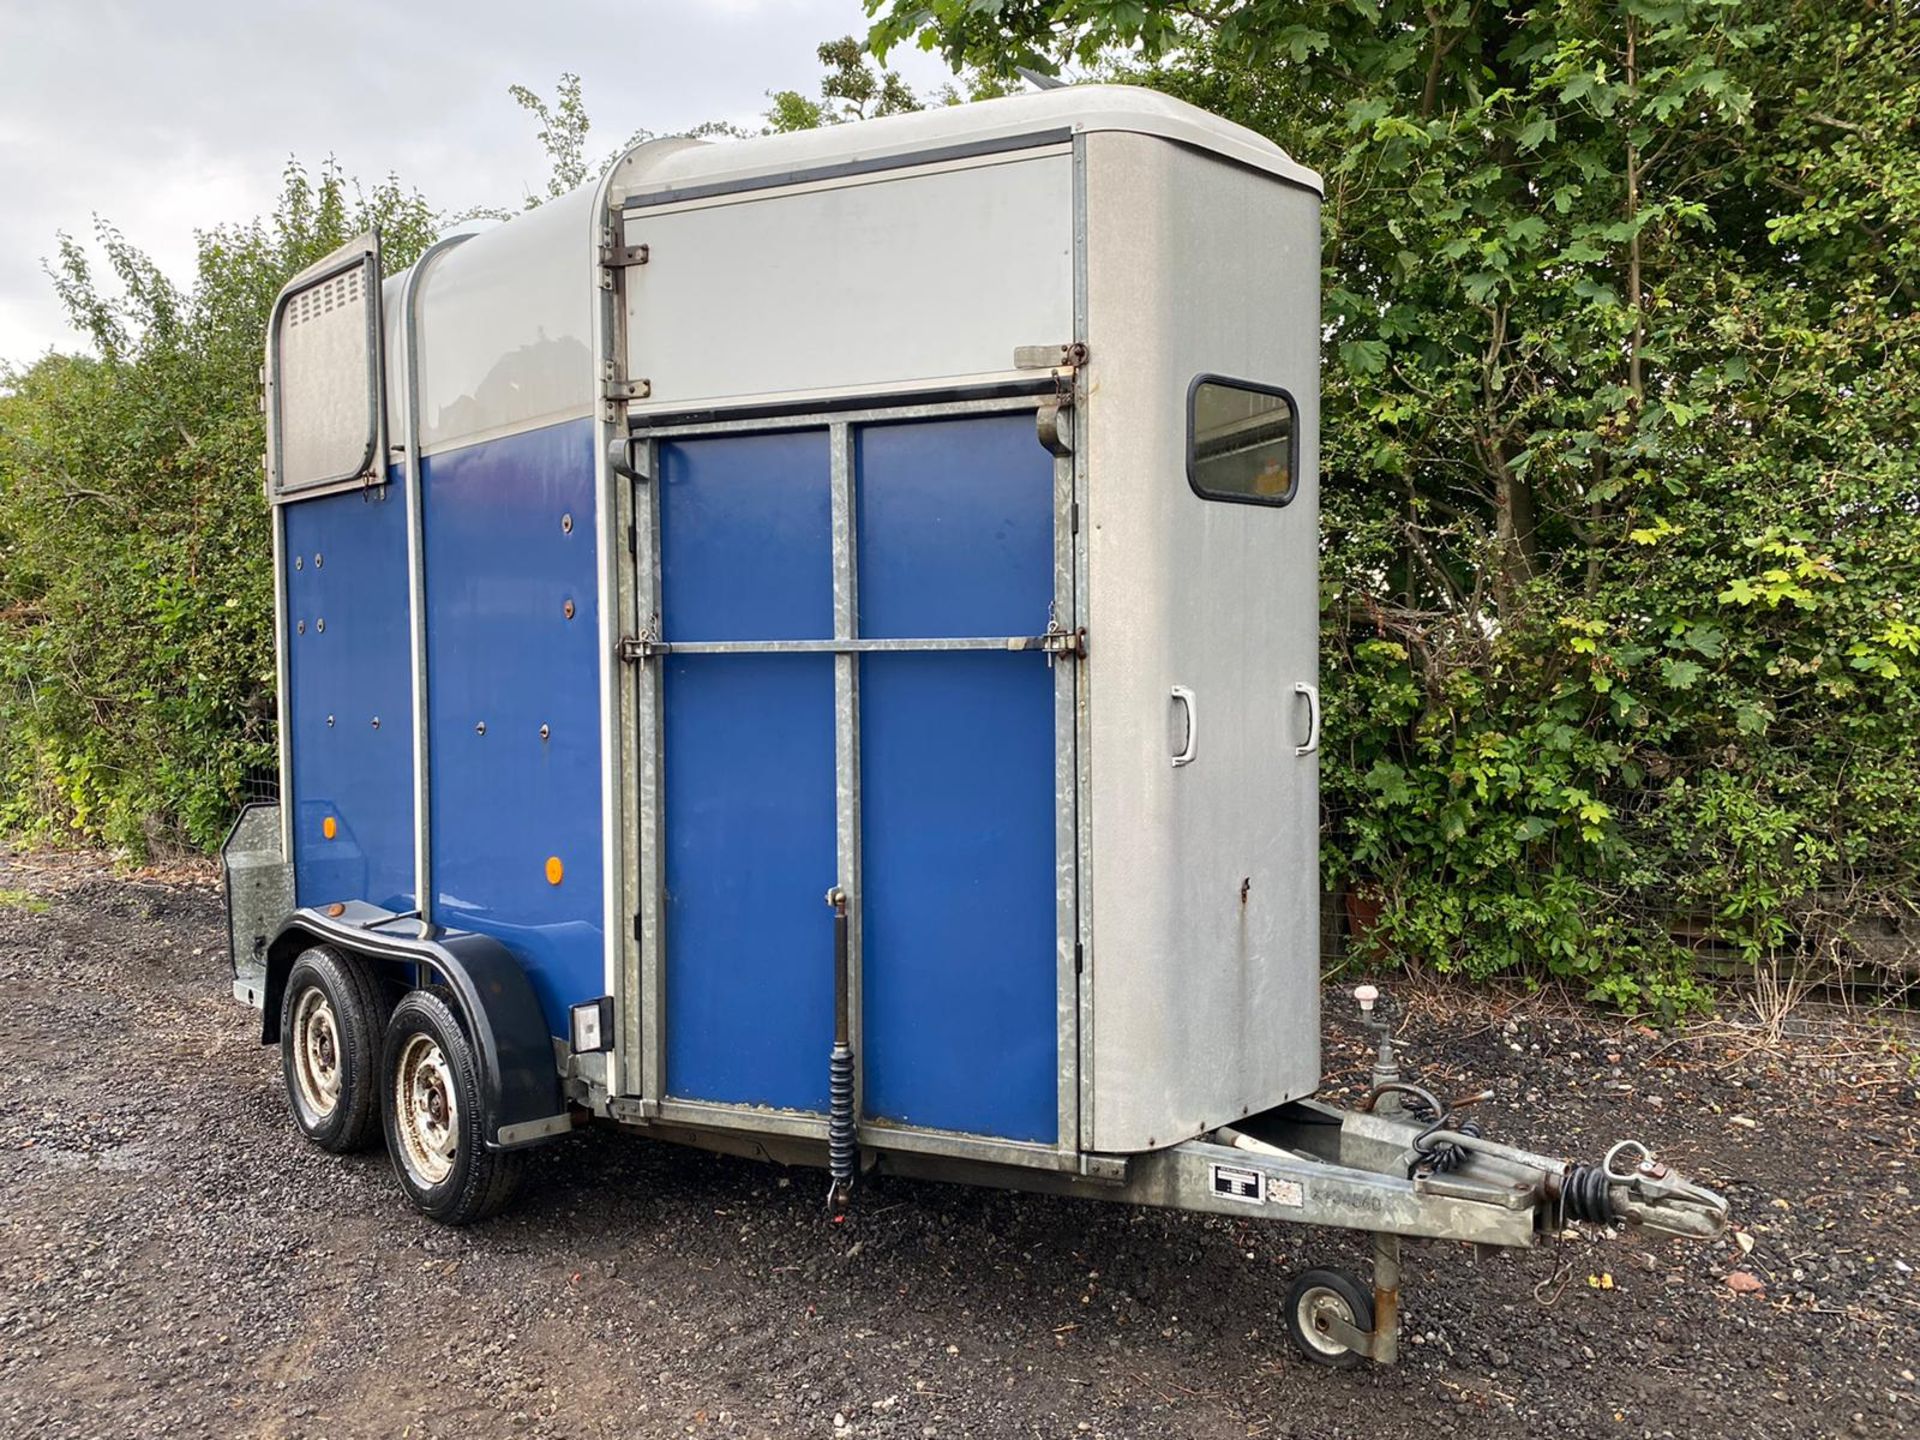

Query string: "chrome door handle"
[[1294, 682, 1320, 756], [1170, 686, 1198, 767]]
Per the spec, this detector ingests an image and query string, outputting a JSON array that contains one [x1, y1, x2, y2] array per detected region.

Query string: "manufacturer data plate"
[[1210, 1162, 1264, 1204]]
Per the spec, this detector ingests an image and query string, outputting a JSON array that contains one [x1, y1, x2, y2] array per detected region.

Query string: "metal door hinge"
[[1014, 342, 1088, 370], [600, 242, 650, 268], [602, 360, 651, 406]]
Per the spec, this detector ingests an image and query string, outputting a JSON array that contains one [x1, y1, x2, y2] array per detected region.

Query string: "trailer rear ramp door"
[[653, 406, 1063, 1145]]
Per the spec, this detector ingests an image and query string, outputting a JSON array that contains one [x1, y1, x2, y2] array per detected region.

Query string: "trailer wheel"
[[380, 989, 524, 1225], [280, 945, 390, 1152], [1285, 1268, 1374, 1369]]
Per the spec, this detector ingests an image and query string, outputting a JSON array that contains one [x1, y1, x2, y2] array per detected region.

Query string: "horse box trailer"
[[224, 85, 1725, 1366]]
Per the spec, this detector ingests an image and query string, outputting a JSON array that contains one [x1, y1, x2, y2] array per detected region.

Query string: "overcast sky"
[[0, 0, 957, 366]]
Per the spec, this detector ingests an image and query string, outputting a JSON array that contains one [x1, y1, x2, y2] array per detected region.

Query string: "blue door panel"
[[664, 654, 837, 1108], [283, 475, 414, 912], [659, 430, 833, 642], [422, 420, 604, 1039], [855, 412, 1054, 639], [660, 427, 839, 1110], [854, 411, 1059, 1141], [859, 651, 1058, 1141]]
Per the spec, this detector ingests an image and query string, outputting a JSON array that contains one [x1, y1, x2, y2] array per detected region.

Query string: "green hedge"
[[0, 164, 437, 852], [6, 19, 1919, 1009]]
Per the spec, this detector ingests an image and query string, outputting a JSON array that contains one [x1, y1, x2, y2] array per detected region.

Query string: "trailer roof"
[[375, 84, 1320, 456], [617, 84, 1323, 205]]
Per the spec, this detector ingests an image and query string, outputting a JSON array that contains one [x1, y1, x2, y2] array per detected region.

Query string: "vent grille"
[[274, 249, 377, 491], [284, 268, 362, 329]]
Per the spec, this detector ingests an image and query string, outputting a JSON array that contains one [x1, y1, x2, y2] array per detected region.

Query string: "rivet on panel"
[[322, 816, 338, 840], [370, 716, 380, 730], [297, 620, 306, 635], [294, 556, 303, 571], [545, 856, 564, 886], [314, 553, 324, 568], [561, 513, 574, 534], [316, 618, 326, 634], [539, 723, 551, 741], [326, 714, 335, 727], [475, 721, 486, 736], [563, 599, 576, 620]]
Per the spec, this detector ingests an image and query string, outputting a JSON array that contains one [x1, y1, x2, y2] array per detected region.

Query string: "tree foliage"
[[0, 164, 437, 852], [766, 36, 927, 132], [0, 69, 788, 857], [6, 22, 1919, 1009], [508, 72, 596, 202], [868, 0, 1920, 1007]]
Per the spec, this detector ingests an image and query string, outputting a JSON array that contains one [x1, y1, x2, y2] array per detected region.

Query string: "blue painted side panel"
[[660, 429, 833, 641], [854, 414, 1059, 1142], [284, 475, 415, 912], [422, 420, 604, 1039], [854, 412, 1054, 639], [663, 655, 838, 1108], [659, 431, 838, 1108]]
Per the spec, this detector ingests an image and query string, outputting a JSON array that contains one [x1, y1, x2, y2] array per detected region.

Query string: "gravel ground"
[[0, 850, 1916, 1439]]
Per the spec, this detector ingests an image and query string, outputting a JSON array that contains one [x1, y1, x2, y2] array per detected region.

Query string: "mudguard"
[[263, 906, 570, 1149]]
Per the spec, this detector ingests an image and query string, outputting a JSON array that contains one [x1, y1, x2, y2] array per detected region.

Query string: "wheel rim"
[[393, 1032, 459, 1186], [1297, 1286, 1358, 1359], [291, 987, 344, 1123]]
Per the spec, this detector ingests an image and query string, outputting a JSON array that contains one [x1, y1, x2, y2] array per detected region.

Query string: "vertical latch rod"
[[825, 886, 856, 1214]]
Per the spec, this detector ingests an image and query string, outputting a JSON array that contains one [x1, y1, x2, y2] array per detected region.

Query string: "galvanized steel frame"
[[631, 636, 1067, 655], [828, 420, 865, 1137], [878, 1137, 1541, 1249], [615, 390, 1086, 1174], [630, 393, 1055, 438], [627, 436, 664, 1103], [596, 143, 700, 1105]]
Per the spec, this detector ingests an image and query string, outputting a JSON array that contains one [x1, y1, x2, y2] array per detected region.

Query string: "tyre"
[[1285, 1268, 1375, 1369], [280, 944, 390, 1152], [380, 989, 524, 1225]]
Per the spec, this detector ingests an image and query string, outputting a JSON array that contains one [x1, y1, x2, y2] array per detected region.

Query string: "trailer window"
[[1187, 377, 1297, 506]]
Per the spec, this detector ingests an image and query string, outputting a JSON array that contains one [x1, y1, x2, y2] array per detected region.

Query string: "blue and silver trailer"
[[223, 85, 1726, 1366]]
